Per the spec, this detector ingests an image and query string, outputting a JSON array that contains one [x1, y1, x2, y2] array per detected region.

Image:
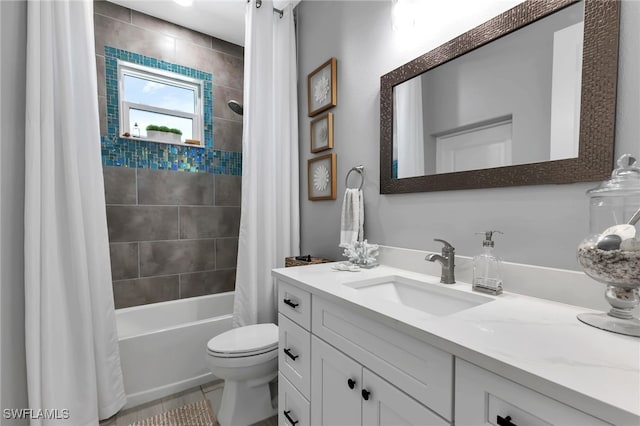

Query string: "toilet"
[[206, 323, 279, 426]]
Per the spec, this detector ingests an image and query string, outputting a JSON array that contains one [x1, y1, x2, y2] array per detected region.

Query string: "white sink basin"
[[344, 275, 493, 316]]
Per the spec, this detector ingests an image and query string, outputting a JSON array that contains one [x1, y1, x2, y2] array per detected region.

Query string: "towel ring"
[[345, 165, 365, 190]]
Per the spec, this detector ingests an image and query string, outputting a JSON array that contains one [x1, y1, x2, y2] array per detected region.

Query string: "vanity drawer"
[[278, 281, 311, 330], [312, 296, 453, 421], [455, 359, 611, 426], [279, 373, 310, 426], [279, 313, 311, 399]]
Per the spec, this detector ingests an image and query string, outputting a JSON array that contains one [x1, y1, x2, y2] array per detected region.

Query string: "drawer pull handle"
[[283, 299, 299, 309], [347, 378, 356, 389], [283, 348, 299, 360], [361, 389, 370, 400], [497, 415, 516, 426], [283, 410, 299, 426]]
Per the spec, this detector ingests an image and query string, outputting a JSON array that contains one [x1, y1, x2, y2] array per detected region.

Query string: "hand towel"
[[340, 188, 364, 247]]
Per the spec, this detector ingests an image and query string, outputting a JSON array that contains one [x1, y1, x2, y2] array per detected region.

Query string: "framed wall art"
[[308, 153, 336, 201], [307, 58, 337, 117], [310, 112, 334, 153]]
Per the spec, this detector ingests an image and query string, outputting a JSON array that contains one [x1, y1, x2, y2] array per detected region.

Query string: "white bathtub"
[[116, 292, 234, 409]]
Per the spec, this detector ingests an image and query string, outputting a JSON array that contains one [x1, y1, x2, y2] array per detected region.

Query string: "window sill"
[[119, 135, 204, 148]]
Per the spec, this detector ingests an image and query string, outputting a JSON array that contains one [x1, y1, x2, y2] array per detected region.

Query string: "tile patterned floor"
[[99, 381, 277, 426]]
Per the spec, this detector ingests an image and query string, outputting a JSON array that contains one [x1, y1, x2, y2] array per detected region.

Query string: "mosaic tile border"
[[102, 46, 241, 175], [101, 135, 242, 174]]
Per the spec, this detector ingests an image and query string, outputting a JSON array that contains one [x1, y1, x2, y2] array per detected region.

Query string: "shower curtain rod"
[[252, 0, 284, 18]]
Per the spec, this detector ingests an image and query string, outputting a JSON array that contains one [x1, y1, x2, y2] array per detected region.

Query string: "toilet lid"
[[207, 323, 278, 356]]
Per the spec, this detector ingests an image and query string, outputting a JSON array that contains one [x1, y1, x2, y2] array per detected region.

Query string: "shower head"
[[228, 100, 244, 116]]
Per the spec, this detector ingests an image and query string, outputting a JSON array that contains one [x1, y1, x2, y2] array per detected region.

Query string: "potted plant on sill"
[[145, 125, 183, 143]]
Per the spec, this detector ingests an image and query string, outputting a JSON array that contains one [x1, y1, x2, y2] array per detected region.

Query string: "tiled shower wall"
[[94, 1, 244, 308], [104, 168, 240, 308]]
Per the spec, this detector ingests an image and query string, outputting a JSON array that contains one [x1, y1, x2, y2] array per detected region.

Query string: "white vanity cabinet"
[[274, 266, 638, 426], [277, 278, 452, 426], [311, 336, 448, 426]]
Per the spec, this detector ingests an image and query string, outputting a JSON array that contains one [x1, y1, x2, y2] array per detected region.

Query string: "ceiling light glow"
[[173, 0, 193, 7]]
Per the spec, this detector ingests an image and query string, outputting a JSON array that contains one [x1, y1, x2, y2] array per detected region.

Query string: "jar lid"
[[587, 154, 640, 197]]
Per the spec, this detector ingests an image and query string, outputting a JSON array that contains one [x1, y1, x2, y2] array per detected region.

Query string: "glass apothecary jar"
[[577, 154, 640, 337]]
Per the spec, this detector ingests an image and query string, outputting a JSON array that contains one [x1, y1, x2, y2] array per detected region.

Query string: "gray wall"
[[94, 1, 244, 307], [297, 1, 640, 270], [0, 0, 28, 421]]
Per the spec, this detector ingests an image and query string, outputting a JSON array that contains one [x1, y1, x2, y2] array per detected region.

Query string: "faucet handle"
[[434, 239, 455, 253]]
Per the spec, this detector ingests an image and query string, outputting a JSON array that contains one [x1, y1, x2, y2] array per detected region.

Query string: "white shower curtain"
[[24, 1, 126, 424], [233, 0, 300, 327]]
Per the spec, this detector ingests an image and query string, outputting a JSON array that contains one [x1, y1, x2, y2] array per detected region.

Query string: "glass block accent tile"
[[102, 46, 241, 176]]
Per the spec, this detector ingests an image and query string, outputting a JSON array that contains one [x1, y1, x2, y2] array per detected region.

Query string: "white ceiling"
[[110, 0, 248, 46]]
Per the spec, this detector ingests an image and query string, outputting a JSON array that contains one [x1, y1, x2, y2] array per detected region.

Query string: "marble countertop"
[[272, 263, 640, 425]]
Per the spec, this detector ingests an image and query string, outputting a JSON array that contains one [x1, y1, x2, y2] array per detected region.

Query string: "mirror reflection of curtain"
[[393, 77, 425, 178]]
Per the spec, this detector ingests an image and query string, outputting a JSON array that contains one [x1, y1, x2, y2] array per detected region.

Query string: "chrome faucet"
[[425, 239, 456, 284]]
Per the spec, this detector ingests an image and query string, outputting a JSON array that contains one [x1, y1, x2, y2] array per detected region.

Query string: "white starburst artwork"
[[313, 74, 330, 104], [313, 164, 330, 192]]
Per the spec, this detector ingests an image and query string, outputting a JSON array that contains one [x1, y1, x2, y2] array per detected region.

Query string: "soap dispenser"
[[473, 231, 503, 295]]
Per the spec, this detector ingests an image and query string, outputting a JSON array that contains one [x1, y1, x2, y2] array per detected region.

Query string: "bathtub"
[[116, 292, 234, 409]]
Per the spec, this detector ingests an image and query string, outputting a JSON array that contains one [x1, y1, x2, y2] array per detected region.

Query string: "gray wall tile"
[[131, 11, 212, 49], [211, 38, 244, 58], [113, 275, 179, 309], [137, 169, 213, 205], [175, 40, 243, 90], [96, 55, 105, 97], [94, 14, 175, 63], [214, 175, 241, 206], [180, 207, 240, 239], [109, 243, 139, 281], [139, 239, 215, 277], [180, 269, 235, 299], [174, 39, 209, 74], [215, 238, 238, 269], [107, 206, 178, 242], [213, 85, 243, 122], [103, 166, 136, 204], [94, 0, 131, 22], [213, 118, 242, 152], [210, 50, 244, 90]]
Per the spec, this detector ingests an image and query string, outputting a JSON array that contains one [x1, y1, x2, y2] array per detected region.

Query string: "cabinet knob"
[[283, 348, 299, 361], [497, 415, 516, 426], [347, 378, 356, 389], [361, 389, 370, 400], [283, 410, 299, 425], [283, 298, 299, 309]]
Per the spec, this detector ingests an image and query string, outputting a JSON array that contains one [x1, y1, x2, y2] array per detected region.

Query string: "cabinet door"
[[362, 369, 449, 426], [311, 336, 362, 426]]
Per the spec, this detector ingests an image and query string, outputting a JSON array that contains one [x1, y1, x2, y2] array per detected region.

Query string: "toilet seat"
[[207, 323, 278, 358]]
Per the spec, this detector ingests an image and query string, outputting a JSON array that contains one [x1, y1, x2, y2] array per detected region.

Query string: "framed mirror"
[[380, 0, 619, 194]]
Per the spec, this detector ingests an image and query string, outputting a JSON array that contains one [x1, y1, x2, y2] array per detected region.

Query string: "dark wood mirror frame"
[[380, 0, 619, 194]]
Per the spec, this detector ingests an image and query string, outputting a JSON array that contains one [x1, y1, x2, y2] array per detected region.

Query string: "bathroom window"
[[118, 61, 204, 145]]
